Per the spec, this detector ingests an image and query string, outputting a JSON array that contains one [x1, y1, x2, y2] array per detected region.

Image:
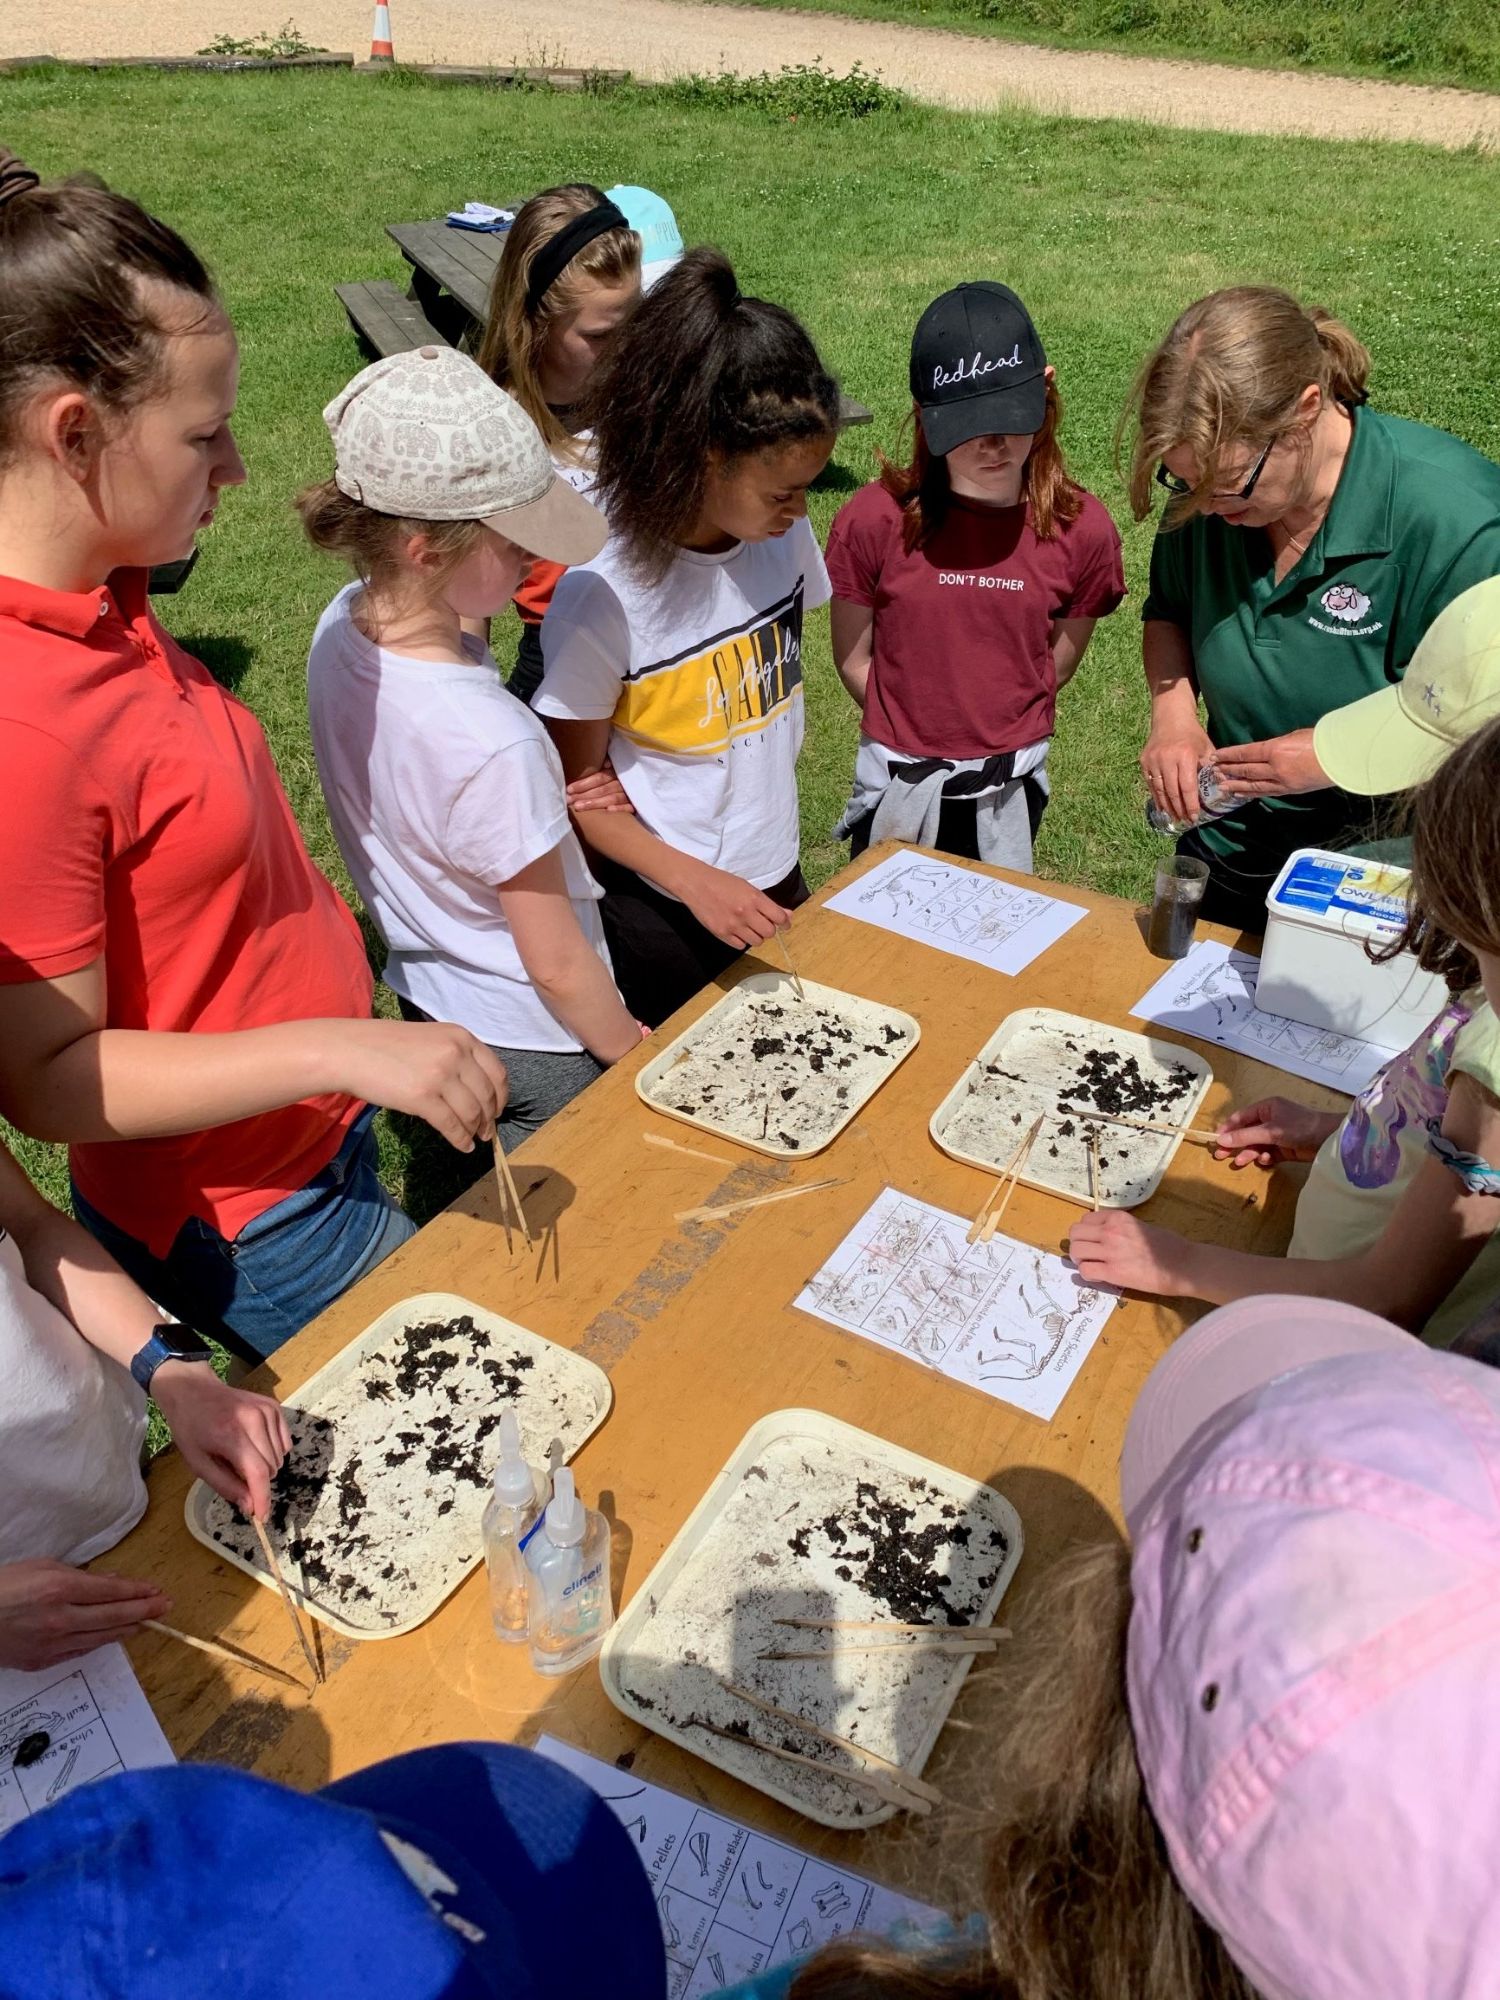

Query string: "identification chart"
[[793, 1186, 1117, 1422], [0, 1643, 174, 1833], [825, 852, 1086, 977], [537, 1735, 941, 1998], [1132, 941, 1396, 1096]]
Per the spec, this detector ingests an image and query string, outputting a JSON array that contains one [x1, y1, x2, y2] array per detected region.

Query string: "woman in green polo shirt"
[[1124, 286, 1500, 931]]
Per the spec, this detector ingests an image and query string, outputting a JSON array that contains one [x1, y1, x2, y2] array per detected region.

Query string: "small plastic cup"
[[1147, 855, 1210, 960]]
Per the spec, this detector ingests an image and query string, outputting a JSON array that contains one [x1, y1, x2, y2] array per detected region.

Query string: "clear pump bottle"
[[524, 1468, 613, 1675], [480, 1410, 544, 1643]]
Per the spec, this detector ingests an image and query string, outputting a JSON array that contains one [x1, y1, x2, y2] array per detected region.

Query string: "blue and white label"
[[1273, 853, 1409, 931]]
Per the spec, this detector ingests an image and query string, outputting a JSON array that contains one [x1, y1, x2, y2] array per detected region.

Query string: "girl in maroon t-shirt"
[[826, 282, 1125, 865]]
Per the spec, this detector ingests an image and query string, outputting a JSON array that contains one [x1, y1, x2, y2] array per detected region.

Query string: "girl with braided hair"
[[535, 247, 839, 1026]]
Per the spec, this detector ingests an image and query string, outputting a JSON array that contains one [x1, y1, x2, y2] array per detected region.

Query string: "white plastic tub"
[[1258, 849, 1445, 1049]]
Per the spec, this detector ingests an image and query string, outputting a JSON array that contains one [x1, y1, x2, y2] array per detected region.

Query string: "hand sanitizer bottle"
[[524, 1468, 613, 1675], [481, 1410, 544, 1643]]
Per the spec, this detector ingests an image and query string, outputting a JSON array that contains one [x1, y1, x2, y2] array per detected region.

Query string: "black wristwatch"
[[130, 1322, 215, 1391]]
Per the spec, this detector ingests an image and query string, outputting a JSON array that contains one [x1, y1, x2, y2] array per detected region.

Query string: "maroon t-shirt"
[[825, 480, 1125, 760]]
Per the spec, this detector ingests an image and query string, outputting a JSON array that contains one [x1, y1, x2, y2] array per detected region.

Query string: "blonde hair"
[[1121, 285, 1370, 522], [294, 478, 481, 589], [791, 1544, 1257, 2000], [474, 184, 640, 465]]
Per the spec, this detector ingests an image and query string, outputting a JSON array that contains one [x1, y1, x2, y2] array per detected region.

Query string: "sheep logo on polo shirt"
[[1308, 581, 1382, 639], [1321, 584, 1370, 624]]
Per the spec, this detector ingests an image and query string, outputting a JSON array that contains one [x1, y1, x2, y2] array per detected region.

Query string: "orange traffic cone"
[[370, 2, 394, 61]]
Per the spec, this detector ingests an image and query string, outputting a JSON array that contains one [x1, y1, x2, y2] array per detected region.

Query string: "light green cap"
[[1314, 576, 1500, 796]]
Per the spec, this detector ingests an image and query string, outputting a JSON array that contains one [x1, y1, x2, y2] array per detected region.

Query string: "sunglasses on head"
[[1155, 434, 1276, 503]]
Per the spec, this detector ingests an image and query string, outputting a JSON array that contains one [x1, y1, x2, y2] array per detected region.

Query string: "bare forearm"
[[13, 1206, 158, 1371], [570, 805, 701, 901], [1177, 1239, 1433, 1330], [526, 947, 639, 1065], [835, 652, 870, 704], [12, 1020, 336, 1144], [1143, 620, 1200, 712]]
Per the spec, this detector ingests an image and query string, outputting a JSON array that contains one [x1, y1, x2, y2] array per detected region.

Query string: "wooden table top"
[[107, 843, 1331, 1890]]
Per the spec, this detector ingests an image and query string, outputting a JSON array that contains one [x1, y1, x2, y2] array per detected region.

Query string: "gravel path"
[[8, 0, 1500, 150]]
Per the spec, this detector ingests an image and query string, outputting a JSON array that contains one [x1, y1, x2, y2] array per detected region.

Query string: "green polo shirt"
[[1144, 406, 1500, 877]]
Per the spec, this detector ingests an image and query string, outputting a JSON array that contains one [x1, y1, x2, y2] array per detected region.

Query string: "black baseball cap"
[[909, 282, 1049, 455]]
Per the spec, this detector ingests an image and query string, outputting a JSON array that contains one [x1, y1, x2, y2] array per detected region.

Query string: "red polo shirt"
[[0, 569, 372, 1256], [826, 480, 1126, 760]]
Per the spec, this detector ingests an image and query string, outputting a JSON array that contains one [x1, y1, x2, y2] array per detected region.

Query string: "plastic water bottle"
[[1146, 763, 1239, 835], [524, 1468, 614, 1676], [480, 1410, 544, 1643]]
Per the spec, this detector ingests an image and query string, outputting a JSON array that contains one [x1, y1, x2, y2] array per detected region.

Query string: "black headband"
[[525, 199, 630, 315]]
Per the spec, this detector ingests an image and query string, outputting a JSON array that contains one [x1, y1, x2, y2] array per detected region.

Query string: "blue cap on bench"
[[0, 1741, 666, 2000], [607, 185, 683, 289]]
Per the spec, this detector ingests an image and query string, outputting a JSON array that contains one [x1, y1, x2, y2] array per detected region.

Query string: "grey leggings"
[[396, 996, 604, 1153]]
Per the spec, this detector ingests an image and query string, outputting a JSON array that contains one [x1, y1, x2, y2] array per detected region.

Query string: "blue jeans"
[[71, 1107, 416, 1364]]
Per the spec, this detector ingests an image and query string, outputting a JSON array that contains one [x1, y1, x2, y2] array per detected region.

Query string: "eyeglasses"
[[1155, 435, 1276, 503]]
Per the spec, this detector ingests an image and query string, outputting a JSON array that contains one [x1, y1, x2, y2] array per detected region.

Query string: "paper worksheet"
[[0, 1643, 174, 1834], [792, 1186, 1118, 1422], [1131, 941, 1397, 1096], [536, 1735, 943, 1998], [824, 851, 1086, 977]]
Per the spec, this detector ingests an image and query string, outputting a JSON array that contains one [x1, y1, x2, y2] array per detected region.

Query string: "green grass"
[[699, 0, 1500, 95], [3, 65, 1499, 1220]]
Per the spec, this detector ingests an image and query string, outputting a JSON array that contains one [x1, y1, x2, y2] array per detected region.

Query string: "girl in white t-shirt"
[[535, 247, 840, 1027], [302, 347, 641, 1153], [475, 184, 644, 705]]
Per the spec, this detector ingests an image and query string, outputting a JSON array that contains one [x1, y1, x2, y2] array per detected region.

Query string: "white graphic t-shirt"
[[535, 517, 831, 890], [307, 584, 617, 1053]]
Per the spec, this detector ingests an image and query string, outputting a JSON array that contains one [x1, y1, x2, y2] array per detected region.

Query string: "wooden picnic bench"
[[337, 216, 876, 429]]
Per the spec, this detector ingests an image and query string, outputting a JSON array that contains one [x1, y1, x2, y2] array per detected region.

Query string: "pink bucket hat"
[[1123, 1296, 1500, 2000]]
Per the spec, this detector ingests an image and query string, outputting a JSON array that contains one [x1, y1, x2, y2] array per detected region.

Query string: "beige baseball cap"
[[1313, 576, 1500, 796], [322, 346, 607, 566]]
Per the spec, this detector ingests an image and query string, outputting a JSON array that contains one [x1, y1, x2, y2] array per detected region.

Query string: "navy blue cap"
[[0, 1742, 666, 2000], [909, 282, 1048, 456]]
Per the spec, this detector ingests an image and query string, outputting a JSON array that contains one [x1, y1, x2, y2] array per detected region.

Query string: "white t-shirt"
[[535, 517, 831, 889], [307, 584, 617, 1053], [0, 1228, 147, 1566]]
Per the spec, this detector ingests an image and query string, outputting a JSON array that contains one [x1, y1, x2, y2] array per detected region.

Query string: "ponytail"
[[1308, 306, 1372, 409], [585, 246, 840, 582], [0, 148, 217, 466]]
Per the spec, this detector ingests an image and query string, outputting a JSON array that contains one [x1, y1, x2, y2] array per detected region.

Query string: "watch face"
[[153, 1323, 213, 1362]]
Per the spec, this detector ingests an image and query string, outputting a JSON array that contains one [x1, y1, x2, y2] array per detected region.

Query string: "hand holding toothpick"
[[492, 1133, 533, 1248], [772, 929, 806, 1003]]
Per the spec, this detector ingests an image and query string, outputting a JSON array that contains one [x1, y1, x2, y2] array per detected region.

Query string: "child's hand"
[[679, 863, 791, 951], [1215, 1097, 1338, 1168], [1068, 1211, 1200, 1297], [152, 1364, 291, 1521], [566, 759, 635, 815], [0, 1559, 170, 1671]]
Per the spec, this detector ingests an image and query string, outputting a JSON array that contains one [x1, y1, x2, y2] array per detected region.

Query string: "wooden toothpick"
[[968, 1114, 1045, 1244], [251, 1517, 323, 1688], [719, 1677, 943, 1807], [772, 930, 806, 1003], [1072, 1106, 1219, 1147], [492, 1135, 534, 1247], [759, 1638, 999, 1661], [142, 1619, 308, 1693], [775, 1616, 1008, 1638], [690, 1717, 930, 1816], [642, 1129, 736, 1167], [676, 1177, 846, 1225], [1088, 1126, 1103, 1212]]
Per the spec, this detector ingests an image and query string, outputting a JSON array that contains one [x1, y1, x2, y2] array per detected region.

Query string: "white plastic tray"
[[930, 1006, 1213, 1210], [185, 1291, 611, 1639], [636, 970, 920, 1159], [600, 1408, 1022, 1829]]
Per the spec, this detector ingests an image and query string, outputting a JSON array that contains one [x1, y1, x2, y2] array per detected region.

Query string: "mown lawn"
[[4, 65, 1499, 1217]]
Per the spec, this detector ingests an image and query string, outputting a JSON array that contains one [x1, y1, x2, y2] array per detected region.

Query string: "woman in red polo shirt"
[[827, 283, 1124, 864], [0, 154, 507, 1361]]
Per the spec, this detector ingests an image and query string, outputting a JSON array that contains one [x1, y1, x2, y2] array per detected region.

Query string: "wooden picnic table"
[[370, 218, 875, 428], [104, 842, 1329, 1893]]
